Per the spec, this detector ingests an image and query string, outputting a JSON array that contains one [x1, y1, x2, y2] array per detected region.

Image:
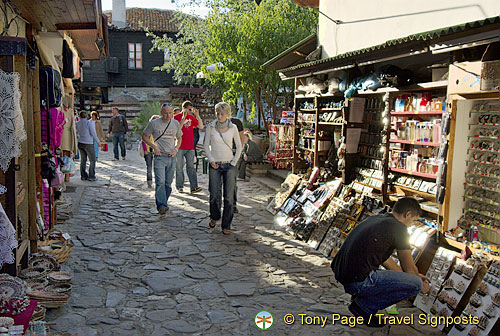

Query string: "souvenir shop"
[[266, 17, 500, 335], [0, 0, 107, 333]]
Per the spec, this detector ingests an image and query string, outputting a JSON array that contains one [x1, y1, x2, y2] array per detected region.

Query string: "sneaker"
[[158, 207, 168, 215], [348, 301, 385, 328], [81, 176, 88, 181], [147, 182, 153, 188], [233, 207, 239, 214], [191, 187, 202, 194], [177, 188, 184, 193], [122, 157, 126, 160], [88, 177, 98, 181], [112, 158, 118, 161]]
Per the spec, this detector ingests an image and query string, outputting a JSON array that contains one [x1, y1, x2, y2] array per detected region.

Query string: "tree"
[[133, 101, 161, 135], [147, 0, 317, 129]]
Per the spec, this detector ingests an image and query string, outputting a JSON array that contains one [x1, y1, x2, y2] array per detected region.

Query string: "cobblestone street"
[[45, 148, 442, 336]]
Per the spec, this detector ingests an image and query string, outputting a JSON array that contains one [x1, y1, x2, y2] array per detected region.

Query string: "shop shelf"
[[299, 109, 316, 112], [466, 208, 500, 220], [468, 135, 500, 140], [464, 195, 500, 207], [319, 108, 343, 112], [300, 135, 316, 138], [389, 167, 437, 179], [317, 151, 329, 156], [389, 139, 441, 147], [470, 110, 500, 114], [468, 147, 499, 153], [466, 160, 500, 166], [295, 92, 339, 98], [390, 111, 444, 116], [318, 122, 343, 126], [463, 182, 500, 194], [297, 146, 314, 152], [297, 120, 316, 124], [353, 181, 382, 190], [393, 185, 435, 199], [470, 123, 500, 126], [359, 143, 384, 147], [466, 171, 500, 180], [274, 157, 293, 160], [357, 80, 448, 94]]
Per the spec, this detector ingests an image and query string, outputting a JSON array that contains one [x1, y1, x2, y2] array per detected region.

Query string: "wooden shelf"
[[444, 237, 500, 262], [299, 109, 316, 112], [390, 111, 444, 116], [389, 167, 437, 179], [394, 185, 435, 199], [318, 122, 343, 126], [357, 81, 448, 94], [319, 108, 343, 111], [389, 139, 441, 147], [360, 155, 384, 160], [353, 181, 382, 190]]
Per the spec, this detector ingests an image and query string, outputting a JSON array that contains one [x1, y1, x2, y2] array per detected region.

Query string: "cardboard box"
[[447, 61, 482, 94], [481, 60, 500, 91]]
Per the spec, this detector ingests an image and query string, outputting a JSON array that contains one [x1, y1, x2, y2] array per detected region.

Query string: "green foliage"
[[146, 0, 317, 124], [133, 101, 162, 135]]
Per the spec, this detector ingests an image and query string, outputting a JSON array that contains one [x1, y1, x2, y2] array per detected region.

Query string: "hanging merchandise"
[[0, 184, 6, 195], [0, 69, 27, 172], [0, 203, 18, 267]]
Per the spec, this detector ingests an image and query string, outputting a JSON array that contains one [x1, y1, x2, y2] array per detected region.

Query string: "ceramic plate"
[[0, 274, 28, 298]]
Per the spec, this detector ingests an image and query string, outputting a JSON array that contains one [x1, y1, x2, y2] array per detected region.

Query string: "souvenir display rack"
[[268, 124, 294, 169]]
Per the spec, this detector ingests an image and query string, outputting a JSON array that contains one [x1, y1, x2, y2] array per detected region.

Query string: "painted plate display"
[[0, 274, 28, 298]]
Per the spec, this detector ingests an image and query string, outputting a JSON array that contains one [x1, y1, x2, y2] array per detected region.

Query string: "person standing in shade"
[[237, 130, 264, 181], [142, 114, 161, 188], [107, 107, 129, 160], [75, 111, 102, 181], [230, 117, 244, 213], [174, 101, 203, 193], [331, 197, 430, 327], [90, 111, 105, 161], [204, 102, 242, 235], [142, 104, 183, 214]]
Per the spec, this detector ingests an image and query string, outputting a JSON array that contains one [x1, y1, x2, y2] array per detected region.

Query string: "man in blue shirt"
[[76, 111, 102, 181]]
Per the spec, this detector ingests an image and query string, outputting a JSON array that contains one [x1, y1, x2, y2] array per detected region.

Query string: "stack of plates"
[[29, 253, 60, 272], [27, 290, 69, 309], [31, 304, 47, 321]]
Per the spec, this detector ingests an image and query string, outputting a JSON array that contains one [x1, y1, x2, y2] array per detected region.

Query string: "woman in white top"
[[204, 102, 243, 234]]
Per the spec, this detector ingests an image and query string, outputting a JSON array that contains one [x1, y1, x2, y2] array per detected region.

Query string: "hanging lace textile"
[[0, 202, 17, 266], [0, 69, 27, 172]]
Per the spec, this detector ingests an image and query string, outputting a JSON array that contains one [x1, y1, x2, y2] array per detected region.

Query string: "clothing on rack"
[[0, 69, 27, 172], [0, 202, 18, 266]]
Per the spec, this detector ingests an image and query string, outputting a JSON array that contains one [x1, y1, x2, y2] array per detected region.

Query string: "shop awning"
[[11, 0, 109, 60], [276, 16, 500, 79], [263, 34, 317, 71]]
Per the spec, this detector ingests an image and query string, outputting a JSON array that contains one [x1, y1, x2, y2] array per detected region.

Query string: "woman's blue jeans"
[[342, 270, 422, 314], [209, 163, 236, 229]]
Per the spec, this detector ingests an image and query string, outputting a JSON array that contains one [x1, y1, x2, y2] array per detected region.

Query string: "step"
[[251, 176, 283, 193], [267, 169, 290, 184]]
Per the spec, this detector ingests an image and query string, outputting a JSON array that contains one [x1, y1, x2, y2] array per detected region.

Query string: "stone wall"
[[109, 87, 171, 103]]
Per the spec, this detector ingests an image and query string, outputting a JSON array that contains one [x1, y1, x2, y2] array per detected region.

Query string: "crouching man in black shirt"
[[331, 197, 430, 327]]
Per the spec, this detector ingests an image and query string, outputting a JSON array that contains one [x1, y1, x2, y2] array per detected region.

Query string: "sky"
[[101, 0, 210, 17]]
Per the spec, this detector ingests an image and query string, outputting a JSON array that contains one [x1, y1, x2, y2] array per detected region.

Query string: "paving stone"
[[162, 320, 200, 333], [221, 282, 256, 296], [176, 302, 201, 313], [87, 262, 106, 272], [143, 244, 171, 253], [207, 311, 239, 324], [142, 272, 195, 294], [147, 309, 178, 322], [184, 265, 215, 279], [132, 287, 151, 295], [106, 291, 126, 307], [191, 281, 226, 299], [51, 314, 86, 332], [105, 259, 126, 266]]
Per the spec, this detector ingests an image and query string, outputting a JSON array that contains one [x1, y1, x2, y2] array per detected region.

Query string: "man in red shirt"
[[174, 101, 204, 193]]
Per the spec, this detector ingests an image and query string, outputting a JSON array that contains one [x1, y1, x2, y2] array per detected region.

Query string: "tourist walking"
[[174, 101, 204, 193], [107, 107, 129, 160], [331, 197, 430, 327], [75, 111, 101, 181], [142, 104, 182, 214], [204, 102, 242, 235], [90, 111, 105, 160], [231, 117, 244, 213], [141, 115, 160, 188], [237, 130, 264, 180]]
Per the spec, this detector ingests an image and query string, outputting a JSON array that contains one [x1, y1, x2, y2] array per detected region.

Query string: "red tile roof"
[[104, 8, 179, 33]]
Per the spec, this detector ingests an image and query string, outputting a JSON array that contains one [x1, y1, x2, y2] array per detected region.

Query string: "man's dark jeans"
[[209, 163, 236, 230], [342, 270, 422, 315], [78, 142, 96, 179], [112, 131, 126, 159]]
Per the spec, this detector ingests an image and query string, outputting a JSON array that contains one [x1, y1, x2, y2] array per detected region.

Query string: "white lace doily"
[[0, 202, 17, 266], [0, 69, 27, 172]]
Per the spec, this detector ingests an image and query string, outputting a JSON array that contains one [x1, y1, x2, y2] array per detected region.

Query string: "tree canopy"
[[146, 0, 317, 127]]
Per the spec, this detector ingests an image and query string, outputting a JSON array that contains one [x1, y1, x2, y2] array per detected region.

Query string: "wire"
[[298, 0, 343, 24], [1, 0, 22, 36]]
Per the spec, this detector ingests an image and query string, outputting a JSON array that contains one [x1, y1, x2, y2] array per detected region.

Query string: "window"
[[128, 43, 142, 69]]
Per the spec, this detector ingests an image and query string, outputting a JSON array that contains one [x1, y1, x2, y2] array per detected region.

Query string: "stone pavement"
[[46, 147, 443, 336]]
